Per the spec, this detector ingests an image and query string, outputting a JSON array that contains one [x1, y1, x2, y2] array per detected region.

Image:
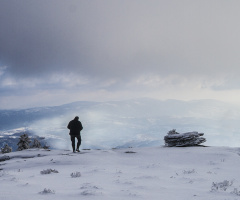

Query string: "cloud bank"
[[1, 0, 240, 108]]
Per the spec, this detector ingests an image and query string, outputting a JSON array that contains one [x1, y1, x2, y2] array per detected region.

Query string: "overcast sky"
[[1, 0, 240, 109]]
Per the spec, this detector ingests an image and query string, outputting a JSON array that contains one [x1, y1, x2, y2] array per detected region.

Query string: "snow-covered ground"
[[1, 146, 240, 200]]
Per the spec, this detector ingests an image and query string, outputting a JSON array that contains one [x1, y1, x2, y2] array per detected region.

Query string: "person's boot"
[[76, 144, 80, 152]]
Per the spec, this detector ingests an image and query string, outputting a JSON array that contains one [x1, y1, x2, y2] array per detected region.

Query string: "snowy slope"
[[1, 146, 240, 200]]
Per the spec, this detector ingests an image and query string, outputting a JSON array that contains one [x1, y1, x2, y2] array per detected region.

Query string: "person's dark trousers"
[[71, 135, 81, 151]]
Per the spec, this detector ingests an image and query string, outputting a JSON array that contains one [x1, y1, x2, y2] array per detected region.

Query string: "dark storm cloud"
[[1, 0, 240, 81], [0, 0, 88, 76]]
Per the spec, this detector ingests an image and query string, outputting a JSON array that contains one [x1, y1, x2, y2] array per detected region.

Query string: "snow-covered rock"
[[164, 129, 206, 147]]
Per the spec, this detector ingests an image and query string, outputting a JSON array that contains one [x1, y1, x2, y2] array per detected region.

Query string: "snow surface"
[[1, 146, 240, 200]]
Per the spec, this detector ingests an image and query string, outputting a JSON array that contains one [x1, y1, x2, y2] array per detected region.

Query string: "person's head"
[[74, 116, 79, 121]]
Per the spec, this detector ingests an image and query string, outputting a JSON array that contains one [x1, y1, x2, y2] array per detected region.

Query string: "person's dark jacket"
[[67, 118, 83, 136]]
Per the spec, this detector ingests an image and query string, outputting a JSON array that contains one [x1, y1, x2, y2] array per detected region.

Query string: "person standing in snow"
[[67, 116, 83, 152]]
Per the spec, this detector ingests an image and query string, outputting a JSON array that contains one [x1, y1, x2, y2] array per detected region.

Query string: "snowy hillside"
[[1, 98, 240, 150], [1, 146, 240, 200]]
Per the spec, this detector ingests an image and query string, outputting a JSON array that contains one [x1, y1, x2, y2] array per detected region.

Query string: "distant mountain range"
[[1, 98, 240, 150]]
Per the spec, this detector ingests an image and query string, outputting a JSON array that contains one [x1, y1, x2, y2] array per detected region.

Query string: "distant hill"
[[1, 98, 240, 150]]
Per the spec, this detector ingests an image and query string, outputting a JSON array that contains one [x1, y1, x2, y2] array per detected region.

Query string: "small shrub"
[[183, 169, 196, 174], [1, 144, 12, 154], [231, 188, 240, 196], [71, 171, 81, 178], [31, 138, 42, 148], [43, 142, 50, 150], [39, 188, 55, 194], [211, 180, 233, 191], [125, 151, 136, 154], [40, 169, 59, 175]]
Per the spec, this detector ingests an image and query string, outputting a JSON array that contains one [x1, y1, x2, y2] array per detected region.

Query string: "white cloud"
[[0, 66, 7, 76], [48, 73, 90, 87], [1, 71, 240, 109]]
